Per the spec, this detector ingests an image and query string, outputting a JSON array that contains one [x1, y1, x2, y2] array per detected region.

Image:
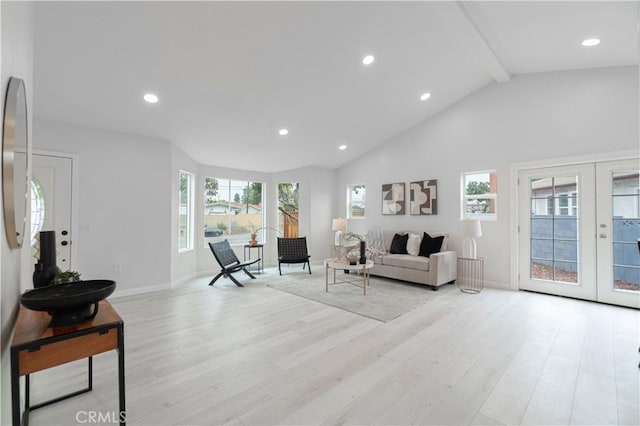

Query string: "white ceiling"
[[32, 1, 638, 173]]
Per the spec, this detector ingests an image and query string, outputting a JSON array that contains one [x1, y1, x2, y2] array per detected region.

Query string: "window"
[[204, 177, 264, 246], [462, 170, 497, 220], [347, 184, 365, 218], [278, 182, 299, 237], [179, 170, 194, 251], [30, 178, 45, 247]]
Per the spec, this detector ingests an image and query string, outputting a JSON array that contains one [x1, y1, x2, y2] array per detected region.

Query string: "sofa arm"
[[429, 251, 457, 286]]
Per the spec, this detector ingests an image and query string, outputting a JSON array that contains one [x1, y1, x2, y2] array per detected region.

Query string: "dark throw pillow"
[[389, 233, 409, 254], [419, 233, 444, 257]]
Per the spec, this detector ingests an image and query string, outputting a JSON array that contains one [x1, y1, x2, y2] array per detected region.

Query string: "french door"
[[518, 159, 639, 308], [595, 159, 640, 307]]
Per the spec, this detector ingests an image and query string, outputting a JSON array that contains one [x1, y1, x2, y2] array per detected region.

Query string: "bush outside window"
[[278, 182, 299, 237], [462, 171, 497, 220]]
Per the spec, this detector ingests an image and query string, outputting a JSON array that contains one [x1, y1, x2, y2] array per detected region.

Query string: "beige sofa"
[[369, 230, 457, 290]]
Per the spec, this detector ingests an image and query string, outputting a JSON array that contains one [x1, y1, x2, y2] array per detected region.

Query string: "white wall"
[[33, 120, 173, 296], [0, 2, 34, 424], [335, 66, 639, 288]]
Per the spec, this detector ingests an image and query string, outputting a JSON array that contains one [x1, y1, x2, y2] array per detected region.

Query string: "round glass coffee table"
[[324, 258, 374, 295]]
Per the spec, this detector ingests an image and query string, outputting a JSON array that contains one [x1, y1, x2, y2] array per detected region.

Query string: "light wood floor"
[[27, 267, 639, 425]]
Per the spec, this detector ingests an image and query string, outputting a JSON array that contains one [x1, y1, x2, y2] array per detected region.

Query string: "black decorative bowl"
[[20, 280, 116, 327]]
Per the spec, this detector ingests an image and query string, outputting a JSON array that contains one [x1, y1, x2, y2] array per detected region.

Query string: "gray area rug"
[[268, 272, 437, 322]]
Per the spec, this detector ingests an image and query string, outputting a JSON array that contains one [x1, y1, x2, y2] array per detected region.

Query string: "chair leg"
[[242, 268, 256, 279], [279, 262, 282, 275], [209, 272, 225, 286], [227, 273, 244, 287], [307, 261, 312, 274]]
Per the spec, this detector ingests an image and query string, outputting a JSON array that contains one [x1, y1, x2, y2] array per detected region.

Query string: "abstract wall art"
[[410, 180, 437, 215], [382, 182, 405, 215]]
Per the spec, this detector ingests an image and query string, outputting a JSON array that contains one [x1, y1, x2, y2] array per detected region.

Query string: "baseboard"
[[483, 279, 511, 290], [170, 272, 198, 288], [110, 282, 171, 299]]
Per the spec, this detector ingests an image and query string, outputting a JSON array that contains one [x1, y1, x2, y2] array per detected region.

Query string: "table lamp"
[[332, 218, 347, 246], [461, 219, 482, 259]]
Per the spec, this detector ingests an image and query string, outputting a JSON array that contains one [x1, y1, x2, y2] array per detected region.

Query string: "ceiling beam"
[[434, 1, 511, 83]]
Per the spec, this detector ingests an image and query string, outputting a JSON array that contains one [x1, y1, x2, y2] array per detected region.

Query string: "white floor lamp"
[[332, 218, 347, 246], [461, 219, 482, 259]]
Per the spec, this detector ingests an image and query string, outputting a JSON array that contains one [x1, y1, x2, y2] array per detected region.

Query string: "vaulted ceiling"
[[33, 1, 638, 172]]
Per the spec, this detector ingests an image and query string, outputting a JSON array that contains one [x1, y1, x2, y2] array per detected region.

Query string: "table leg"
[[118, 324, 126, 425], [325, 263, 329, 292], [363, 269, 367, 295], [11, 348, 20, 426]]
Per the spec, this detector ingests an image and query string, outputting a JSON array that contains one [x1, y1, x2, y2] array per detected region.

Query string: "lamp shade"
[[461, 219, 482, 238], [332, 218, 347, 232]]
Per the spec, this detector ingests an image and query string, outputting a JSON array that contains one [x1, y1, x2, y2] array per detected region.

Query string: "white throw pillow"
[[406, 233, 421, 256]]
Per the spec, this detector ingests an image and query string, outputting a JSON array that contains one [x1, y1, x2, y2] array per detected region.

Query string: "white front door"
[[518, 159, 640, 308], [31, 153, 74, 270]]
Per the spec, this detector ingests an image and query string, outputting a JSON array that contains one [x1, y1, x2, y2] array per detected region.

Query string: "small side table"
[[457, 257, 484, 294], [244, 244, 263, 273], [11, 300, 125, 426]]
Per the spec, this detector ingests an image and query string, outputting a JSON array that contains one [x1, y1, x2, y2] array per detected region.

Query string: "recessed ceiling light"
[[278, 128, 289, 136], [420, 92, 431, 101], [581, 38, 600, 47], [362, 55, 375, 65], [143, 93, 158, 103], [338, 144, 347, 150]]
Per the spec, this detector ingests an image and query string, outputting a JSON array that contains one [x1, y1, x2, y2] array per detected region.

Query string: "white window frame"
[[179, 170, 195, 252], [461, 170, 497, 220], [347, 184, 365, 219], [204, 177, 265, 246]]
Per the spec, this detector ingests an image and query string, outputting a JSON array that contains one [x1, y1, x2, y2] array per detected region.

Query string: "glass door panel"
[[518, 164, 596, 301], [529, 176, 579, 284]]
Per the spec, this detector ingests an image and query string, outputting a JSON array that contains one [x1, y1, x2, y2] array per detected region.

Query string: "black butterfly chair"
[[277, 237, 311, 275], [208, 240, 260, 287]]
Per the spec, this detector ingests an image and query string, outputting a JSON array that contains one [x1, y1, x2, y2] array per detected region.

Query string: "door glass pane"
[[554, 216, 577, 240], [611, 171, 639, 292], [531, 217, 553, 238], [530, 176, 579, 285], [554, 262, 579, 284]]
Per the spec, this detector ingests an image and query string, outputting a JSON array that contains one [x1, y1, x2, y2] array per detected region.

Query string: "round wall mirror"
[[3, 77, 29, 249]]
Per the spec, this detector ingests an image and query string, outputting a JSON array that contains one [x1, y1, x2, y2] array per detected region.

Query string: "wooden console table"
[[11, 300, 125, 426]]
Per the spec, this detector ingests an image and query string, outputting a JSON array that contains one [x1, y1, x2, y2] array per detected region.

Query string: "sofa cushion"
[[382, 230, 448, 252], [382, 254, 430, 271], [419, 233, 444, 258], [389, 233, 409, 254], [406, 233, 421, 256]]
